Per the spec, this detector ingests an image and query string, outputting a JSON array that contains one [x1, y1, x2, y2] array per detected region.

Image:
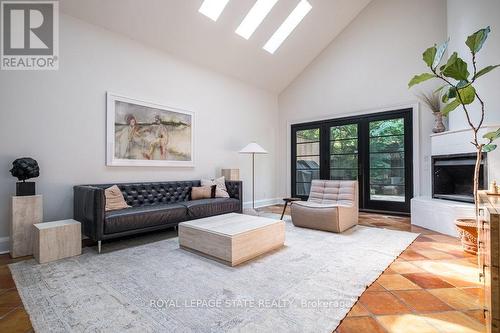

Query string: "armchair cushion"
[[291, 180, 358, 233]]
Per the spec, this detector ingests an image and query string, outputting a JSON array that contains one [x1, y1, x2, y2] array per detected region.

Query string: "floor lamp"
[[239, 142, 268, 212]]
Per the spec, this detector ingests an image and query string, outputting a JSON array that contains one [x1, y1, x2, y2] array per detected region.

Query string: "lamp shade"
[[239, 142, 268, 154]]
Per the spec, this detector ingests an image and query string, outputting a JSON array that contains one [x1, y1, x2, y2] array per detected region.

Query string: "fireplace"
[[432, 153, 487, 203]]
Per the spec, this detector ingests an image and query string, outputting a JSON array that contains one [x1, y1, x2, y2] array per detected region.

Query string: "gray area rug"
[[10, 214, 418, 333]]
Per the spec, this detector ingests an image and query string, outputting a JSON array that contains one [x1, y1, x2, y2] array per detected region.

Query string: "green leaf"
[[483, 129, 500, 141], [442, 99, 460, 116], [447, 87, 457, 98], [442, 52, 470, 81], [423, 46, 437, 68], [442, 87, 456, 103], [483, 144, 497, 153], [457, 85, 476, 105], [408, 73, 436, 88], [474, 65, 500, 80], [433, 40, 449, 69], [466, 26, 491, 54]]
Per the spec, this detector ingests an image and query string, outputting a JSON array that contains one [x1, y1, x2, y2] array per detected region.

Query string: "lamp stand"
[[252, 152, 255, 210], [238, 142, 267, 216]]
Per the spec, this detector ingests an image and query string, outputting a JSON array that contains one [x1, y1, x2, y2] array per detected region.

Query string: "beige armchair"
[[291, 180, 358, 233]]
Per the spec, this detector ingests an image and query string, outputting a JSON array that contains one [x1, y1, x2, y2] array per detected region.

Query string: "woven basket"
[[454, 218, 478, 255]]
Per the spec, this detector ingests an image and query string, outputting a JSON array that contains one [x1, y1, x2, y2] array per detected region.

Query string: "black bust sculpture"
[[10, 157, 40, 196]]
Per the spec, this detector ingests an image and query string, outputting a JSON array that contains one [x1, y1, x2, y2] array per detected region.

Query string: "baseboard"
[[0, 237, 10, 254], [243, 198, 281, 209]]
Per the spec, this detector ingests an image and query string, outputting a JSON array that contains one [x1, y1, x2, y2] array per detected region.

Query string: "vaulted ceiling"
[[60, 0, 372, 92]]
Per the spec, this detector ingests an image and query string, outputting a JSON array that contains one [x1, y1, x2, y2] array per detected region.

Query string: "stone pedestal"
[[10, 195, 43, 258], [33, 219, 81, 264]]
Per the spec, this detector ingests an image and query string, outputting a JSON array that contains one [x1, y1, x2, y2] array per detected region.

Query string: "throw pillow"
[[191, 186, 214, 200], [104, 185, 130, 211], [201, 176, 230, 198]]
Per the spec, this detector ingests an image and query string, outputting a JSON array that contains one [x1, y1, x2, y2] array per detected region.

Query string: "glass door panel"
[[295, 128, 320, 196], [368, 118, 406, 203], [330, 124, 358, 180], [291, 109, 412, 213]]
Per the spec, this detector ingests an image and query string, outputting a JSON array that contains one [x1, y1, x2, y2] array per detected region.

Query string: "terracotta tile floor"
[[261, 205, 485, 333], [0, 208, 485, 333]]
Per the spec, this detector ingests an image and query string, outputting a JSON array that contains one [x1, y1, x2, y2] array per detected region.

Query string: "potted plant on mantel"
[[409, 26, 500, 254], [415, 90, 446, 133]]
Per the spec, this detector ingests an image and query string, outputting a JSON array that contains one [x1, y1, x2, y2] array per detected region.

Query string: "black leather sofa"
[[74, 180, 242, 252]]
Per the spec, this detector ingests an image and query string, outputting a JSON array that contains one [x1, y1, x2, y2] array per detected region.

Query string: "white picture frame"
[[106, 92, 195, 167]]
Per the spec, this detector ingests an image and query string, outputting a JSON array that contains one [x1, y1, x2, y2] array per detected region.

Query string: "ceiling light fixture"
[[263, 0, 312, 54], [235, 0, 279, 40], [199, 0, 230, 21]]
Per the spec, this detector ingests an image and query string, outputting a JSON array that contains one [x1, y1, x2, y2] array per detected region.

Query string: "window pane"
[[297, 169, 319, 181], [369, 118, 404, 136], [369, 136, 404, 153], [331, 154, 357, 169], [296, 156, 320, 169], [370, 168, 405, 185], [369, 117, 406, 203], [331, 139, 358, 154], [296, 129, 319, 143], [296, 182, 312, 196], [330, 124, 357, 140], [330, 169, 358, 180], [296, 142, 319, 156], [370, 185, 405, 202], [370, 152, 405, 168]]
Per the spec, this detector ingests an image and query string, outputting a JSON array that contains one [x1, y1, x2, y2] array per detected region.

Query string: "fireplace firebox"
[[432, 153, 487, 203]]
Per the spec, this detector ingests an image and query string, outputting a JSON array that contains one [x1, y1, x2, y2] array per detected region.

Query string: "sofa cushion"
[[180, 198, 240, 219], [104, 204, 187, 234], [104, 185, 130, 211], [191, 186, 215, 200]]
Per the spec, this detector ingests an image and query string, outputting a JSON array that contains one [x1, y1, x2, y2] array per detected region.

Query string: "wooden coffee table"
[[178, 213, 285, 266]]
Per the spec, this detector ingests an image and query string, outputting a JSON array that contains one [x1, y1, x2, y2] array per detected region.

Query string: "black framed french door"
[[291, 108, 413, 214]]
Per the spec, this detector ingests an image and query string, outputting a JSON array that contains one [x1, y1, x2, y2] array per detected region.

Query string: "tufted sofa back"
[[87, 180, 241, 208], [308, 180, 358, 207]]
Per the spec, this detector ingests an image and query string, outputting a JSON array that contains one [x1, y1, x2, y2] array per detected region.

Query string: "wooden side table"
[[281, 197, 301, 220], [33, 219, 81, 264]]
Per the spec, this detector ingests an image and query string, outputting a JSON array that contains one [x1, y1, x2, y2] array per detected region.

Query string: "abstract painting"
[[106, 93, 194, 167]]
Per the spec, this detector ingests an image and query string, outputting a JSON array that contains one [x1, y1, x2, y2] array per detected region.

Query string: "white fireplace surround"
[[411, 125, 500, 236]]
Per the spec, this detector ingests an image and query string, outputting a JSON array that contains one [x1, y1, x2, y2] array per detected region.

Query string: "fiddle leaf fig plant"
[[408, 26, 500, 219]]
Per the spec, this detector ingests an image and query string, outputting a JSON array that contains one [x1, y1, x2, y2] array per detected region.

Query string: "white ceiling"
[[60, 0, 372, 93]]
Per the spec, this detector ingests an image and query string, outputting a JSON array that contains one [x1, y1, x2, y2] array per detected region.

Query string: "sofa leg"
[[97, 240, 101, 254]]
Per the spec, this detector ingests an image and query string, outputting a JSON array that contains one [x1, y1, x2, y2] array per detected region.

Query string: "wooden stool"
[[33, 219, 81, 264], [281, 197, 301, 220]]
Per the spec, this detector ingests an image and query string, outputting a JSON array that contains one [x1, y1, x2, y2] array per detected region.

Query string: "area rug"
[[10, 215, 418, 333]]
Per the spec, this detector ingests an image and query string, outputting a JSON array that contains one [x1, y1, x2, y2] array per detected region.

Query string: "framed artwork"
[[106, 92, 194, 167]]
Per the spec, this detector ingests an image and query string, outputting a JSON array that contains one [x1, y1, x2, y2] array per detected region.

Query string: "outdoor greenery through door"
[[291, 109, 413, 214]]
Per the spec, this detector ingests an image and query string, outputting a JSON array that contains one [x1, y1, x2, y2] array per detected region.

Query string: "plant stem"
[[431, 65, 486, 224]]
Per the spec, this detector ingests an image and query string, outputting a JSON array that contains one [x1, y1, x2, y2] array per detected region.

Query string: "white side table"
[[33, 219, 81, 264], [10, 195, 43, 258]]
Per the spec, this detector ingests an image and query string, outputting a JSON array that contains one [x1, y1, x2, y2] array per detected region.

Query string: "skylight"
[[199, 0, 230, 21], [235, 0, 279, 40], [263, 0, 312, 54]]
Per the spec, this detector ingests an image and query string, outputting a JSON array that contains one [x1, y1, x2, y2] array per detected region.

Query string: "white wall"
[[277, 0, 447, 198], [447, 0, 500, 131], [0, 14, 279, 242]]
